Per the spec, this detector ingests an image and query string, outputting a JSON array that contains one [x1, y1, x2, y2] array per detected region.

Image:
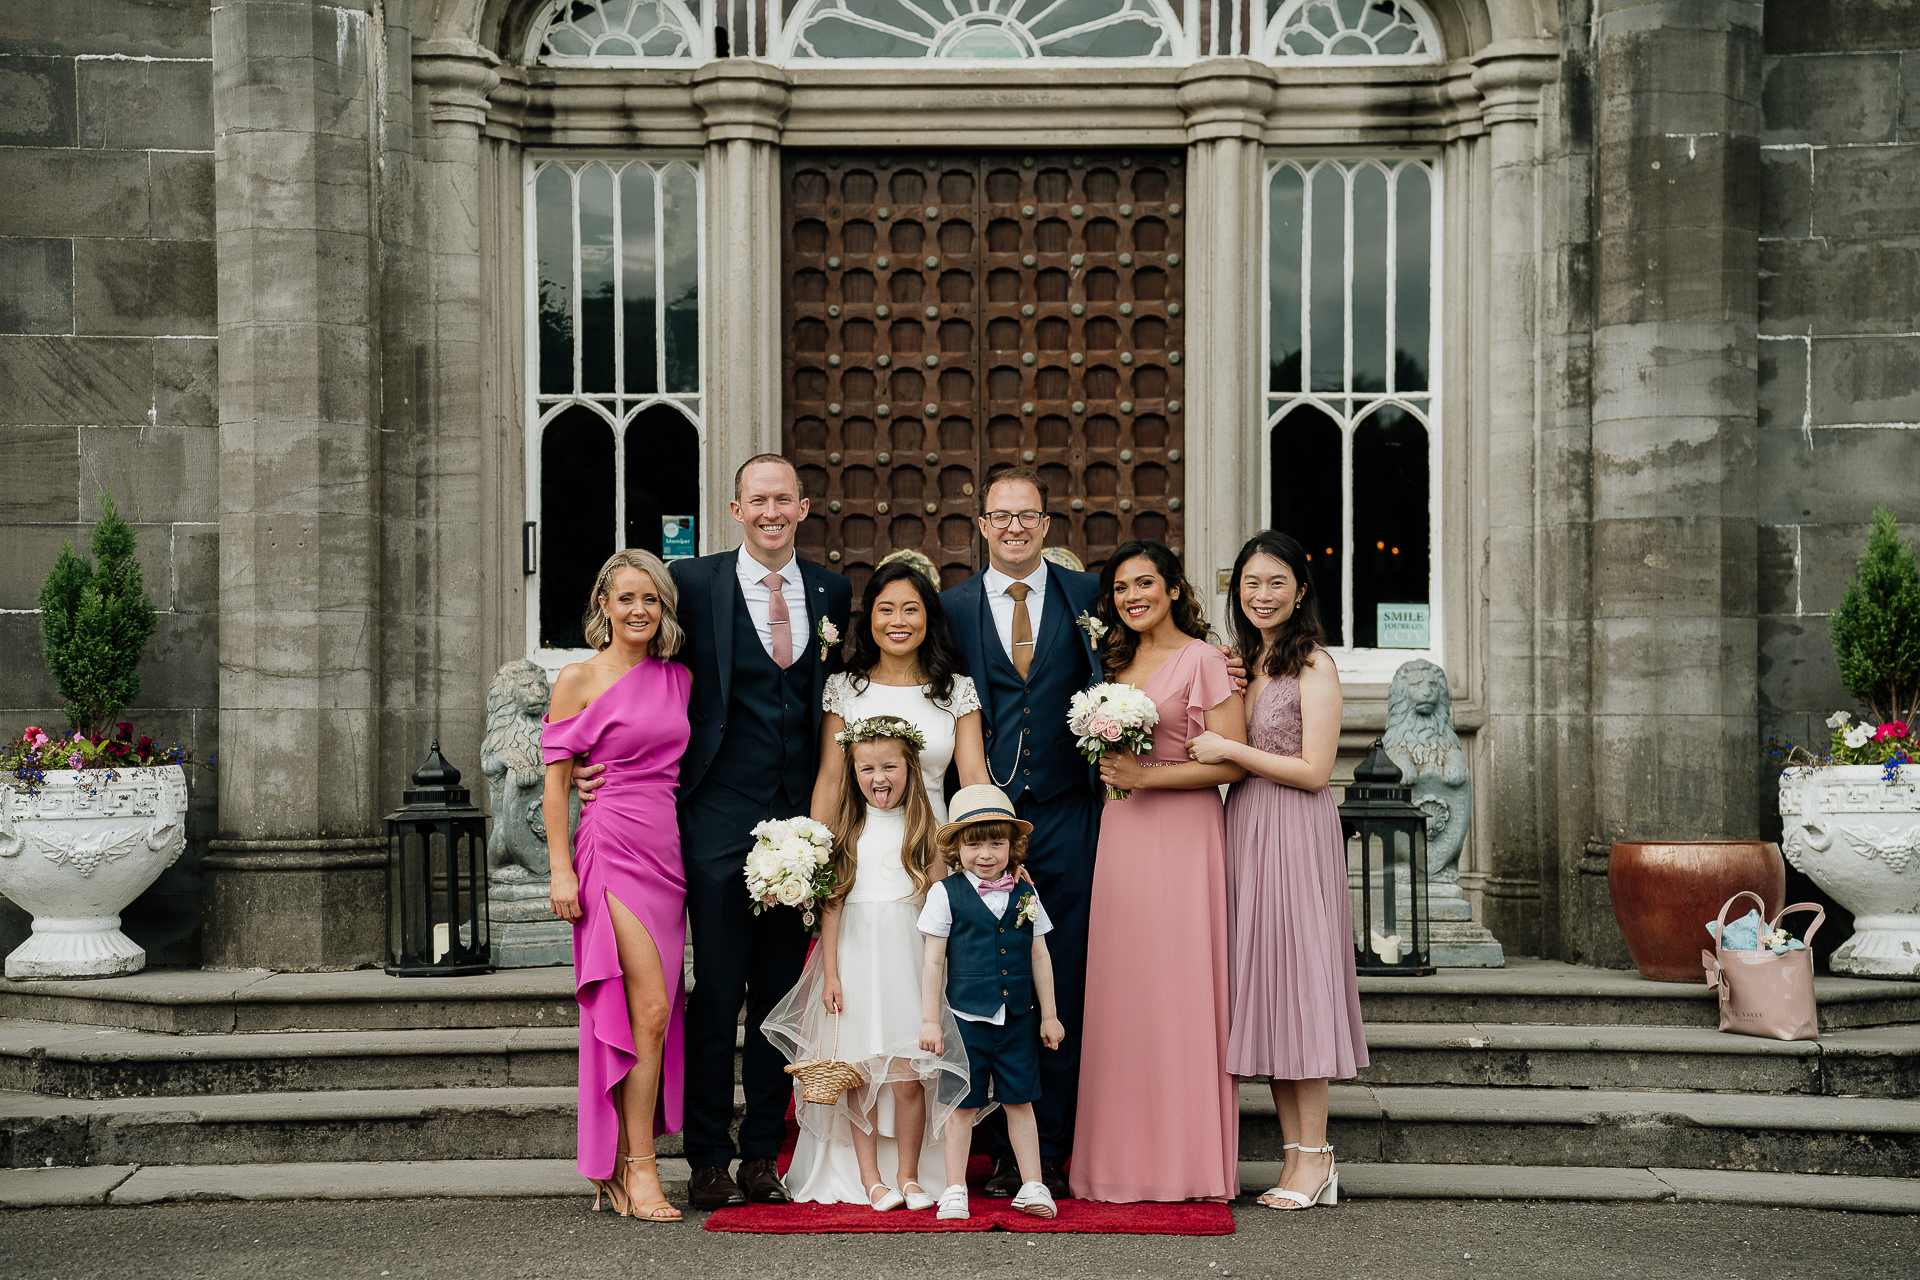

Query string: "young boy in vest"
[[917, 784, 1066, 1220]]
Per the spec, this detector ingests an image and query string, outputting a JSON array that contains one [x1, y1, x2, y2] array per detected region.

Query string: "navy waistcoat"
[[944, 877, 1035, 1019], [705, 584, 817, 806], [976, 593, 1094, 801]]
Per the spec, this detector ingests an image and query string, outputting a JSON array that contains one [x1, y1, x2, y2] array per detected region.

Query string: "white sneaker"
[[936, 1186, 970, 1220], [1010, 1180, 1056, 1219]]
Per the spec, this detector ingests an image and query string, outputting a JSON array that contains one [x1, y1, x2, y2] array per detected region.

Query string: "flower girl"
[[762, 716, 971, 1210]]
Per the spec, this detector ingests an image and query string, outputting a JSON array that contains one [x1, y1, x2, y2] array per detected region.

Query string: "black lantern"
[[385, 741, 493, 977], [1339, 739, 1435, 976]]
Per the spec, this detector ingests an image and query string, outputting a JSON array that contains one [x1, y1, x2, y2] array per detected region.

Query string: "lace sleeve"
[[942, 675, 982, 718], [823, 672, 853, 720]]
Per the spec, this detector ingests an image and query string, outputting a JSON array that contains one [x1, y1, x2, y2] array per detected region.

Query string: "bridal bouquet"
[[744, 816, 836, 929], [1069, 682, 1161, 800]]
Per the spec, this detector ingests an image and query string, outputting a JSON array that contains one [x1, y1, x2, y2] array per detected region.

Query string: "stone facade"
[[1, 0, 1915, 970]]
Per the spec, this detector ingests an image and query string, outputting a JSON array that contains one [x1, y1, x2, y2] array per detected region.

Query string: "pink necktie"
[[975, 875, 1017, 896], [763, 572, 793, 669]]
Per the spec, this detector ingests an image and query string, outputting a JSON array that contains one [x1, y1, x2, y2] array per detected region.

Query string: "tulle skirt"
[[762, 898, 974, 1204]]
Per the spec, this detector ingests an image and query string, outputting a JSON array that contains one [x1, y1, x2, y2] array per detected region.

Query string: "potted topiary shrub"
[[1778, 508, 1920, 978], [0, 495, 198, 979]]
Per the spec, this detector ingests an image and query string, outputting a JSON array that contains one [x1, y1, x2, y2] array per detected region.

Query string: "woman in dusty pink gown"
[[543, 549, 690, 1222], [1070, 540, 1247, 1203], [1190, 531, 1367, 1212]]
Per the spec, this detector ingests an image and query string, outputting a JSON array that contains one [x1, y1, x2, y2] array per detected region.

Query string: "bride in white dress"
[[761, 559, 994, 1208]]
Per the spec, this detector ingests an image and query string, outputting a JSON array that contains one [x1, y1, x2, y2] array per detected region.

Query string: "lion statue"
[[481, 660, 555, 883], [1382, 658, 1472, 885]]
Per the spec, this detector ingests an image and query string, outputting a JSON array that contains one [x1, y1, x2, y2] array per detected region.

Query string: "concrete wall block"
[[1902, 52, 1920, 141], [210, 3, 373, 138], [1759, 146, 1812, 239], [1761, 54, 1899, 144], [1597, 134, 1762, 237], [0, 0, 212, 58], [1591, 709, 1760, 840], [1594, 322, 1760, 425], [0, 236, 74, 334], [79, 425, 218, 524], [1599, 24, 1763, 143], [0, 148, 149, 238], [1757, 426, 1920, 522], [1809, 334, 1920, 423], [1791, 520, 1920, 615], [172, 524, 218, 613], [1756, 337, 1808, 431], [151, 151, 215, 241], [215, 323, 369, 430], [1596, 223, 1760, 325], [1810, 143, 1920, 236], [1759, 235, 1920, 336], [1592, 415, 1753, 520], [1757, 615, 1854, 714], [72, 239, 218, 337], [1591, 615, 1758, 718], [0, 614, 60, 707], [77, 56, 214, 151], [212, 227, 369, 327], [0, 426, 78, 522], [218, 129, 372, 236], [0, 521, 172, 610], [131, 610, 218, 710], [1764, 0, 1920, 55], [0, 336, 152, 425], [1756, 522, 1799, 616], [1590, 516, 1757, 618], [154, 338, 218, 427], [0, 55, 77, 146]]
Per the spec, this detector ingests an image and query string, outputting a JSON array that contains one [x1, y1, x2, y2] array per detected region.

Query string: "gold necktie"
[[1008, 581, 1033, 681]]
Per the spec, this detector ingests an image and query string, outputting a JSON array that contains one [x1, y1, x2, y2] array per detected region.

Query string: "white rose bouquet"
[[1068, 682, 1161, 800], [743, 816, 836, 929]]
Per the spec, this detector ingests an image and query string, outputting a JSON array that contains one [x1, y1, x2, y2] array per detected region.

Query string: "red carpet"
[[702, 1108, 1234, 1235]]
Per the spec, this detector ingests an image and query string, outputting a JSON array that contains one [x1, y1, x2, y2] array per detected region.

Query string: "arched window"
[[529, 0, 707, 63], [529, 157, 705, 659], [1265, 0, 1440, 62], [1266, 156, 1438, 662], [783, 0, 1181, 60]]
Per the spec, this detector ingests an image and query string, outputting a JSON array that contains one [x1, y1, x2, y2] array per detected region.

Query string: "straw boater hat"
[[936, 784, 1035, 845]]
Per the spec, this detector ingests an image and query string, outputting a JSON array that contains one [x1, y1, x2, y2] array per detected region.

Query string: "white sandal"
[[867, 1181, 906, 1212], [901, 1180, 936, 1211], [1261, 1143, 1337, 1210]]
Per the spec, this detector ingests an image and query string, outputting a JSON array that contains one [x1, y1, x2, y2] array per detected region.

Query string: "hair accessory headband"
[[835, 716, 928, 752]]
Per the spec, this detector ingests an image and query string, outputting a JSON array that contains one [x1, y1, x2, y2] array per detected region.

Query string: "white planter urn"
[[1778, 765, 1920, 978], [0, 766, 189, 979]]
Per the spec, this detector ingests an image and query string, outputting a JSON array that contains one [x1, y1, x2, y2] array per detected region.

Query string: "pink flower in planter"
[[1875, 721, 1911, 743], [66, 753, 84, 770]]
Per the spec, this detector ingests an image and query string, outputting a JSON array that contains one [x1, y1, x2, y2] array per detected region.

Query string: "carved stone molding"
[[1176, 58, 1277, 142], [414, 38, 504, 128], [693, 59, 792, 144], [1469, 39, 1557, 127]]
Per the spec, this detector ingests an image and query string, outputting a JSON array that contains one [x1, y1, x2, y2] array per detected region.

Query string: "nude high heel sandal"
[[1262, 1143, 1337, 1211], [623, 1153, 684, 1223]]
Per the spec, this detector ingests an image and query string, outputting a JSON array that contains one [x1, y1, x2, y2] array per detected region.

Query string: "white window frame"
[[1261, 152, 1443, 684], [526, 0, 713, 66], [1262, 0, 1442, 64], [774, 0, 1192, 63], [523, 152, 708, 675]]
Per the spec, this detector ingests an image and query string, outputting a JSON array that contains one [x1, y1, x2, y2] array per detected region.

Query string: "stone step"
[[10, 1016, 1915, 1101], [1241, 1083, 1920, 1178]]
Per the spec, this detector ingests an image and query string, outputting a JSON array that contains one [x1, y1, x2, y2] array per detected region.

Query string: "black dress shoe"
[[1039, 1158, 1070, 1199], [689, 1164, 747, 1210], [738, 1157, 791, 1204], [981, 1155, 1022, 1198]]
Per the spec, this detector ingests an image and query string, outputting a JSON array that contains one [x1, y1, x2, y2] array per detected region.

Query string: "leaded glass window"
[[784, 0, 1180, 59], [531, 0, 706, 62], [1265, 0, 1439, 61], [1266, 157, 1437, 662], [529, 158, 704, 653]]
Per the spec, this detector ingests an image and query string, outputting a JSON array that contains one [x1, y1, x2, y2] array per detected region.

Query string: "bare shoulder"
[[1299, 650, 1343, 695], [550, 661, 610, 717]]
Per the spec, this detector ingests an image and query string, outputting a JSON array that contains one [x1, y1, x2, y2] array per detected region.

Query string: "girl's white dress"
[[761, 803, 973, 1204], [821, 673, 981, 824]]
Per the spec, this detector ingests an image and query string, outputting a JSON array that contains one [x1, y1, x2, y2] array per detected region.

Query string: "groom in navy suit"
[[941, 465, 1101, 1198]]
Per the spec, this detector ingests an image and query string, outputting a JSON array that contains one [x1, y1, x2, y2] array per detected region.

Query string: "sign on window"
[[1376, 603, 1429, 649], [662, 515, 696, 560]]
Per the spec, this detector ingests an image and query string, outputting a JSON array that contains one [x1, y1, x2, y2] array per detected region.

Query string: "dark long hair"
[[1095, 539, 1208, 678], [839, 558, 961, 702], [1228, 530, 1326, 679]]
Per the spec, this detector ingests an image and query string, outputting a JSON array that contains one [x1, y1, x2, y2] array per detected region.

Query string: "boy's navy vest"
[[704, 583, 817, 806], [944, 876, 1035, 1019]]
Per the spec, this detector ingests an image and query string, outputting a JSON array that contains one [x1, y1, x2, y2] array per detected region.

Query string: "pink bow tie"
[[975, 875, 1017, 896]]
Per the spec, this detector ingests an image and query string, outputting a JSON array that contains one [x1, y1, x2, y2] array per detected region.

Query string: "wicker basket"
[[783, 1011, 865, 1105]]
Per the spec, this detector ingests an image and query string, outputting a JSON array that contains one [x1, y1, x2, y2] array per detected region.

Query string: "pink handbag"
[[1699, 891, 1824, 1042]]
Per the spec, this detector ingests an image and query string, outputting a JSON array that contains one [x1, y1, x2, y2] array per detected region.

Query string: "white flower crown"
[[835, 716, 928, 752]]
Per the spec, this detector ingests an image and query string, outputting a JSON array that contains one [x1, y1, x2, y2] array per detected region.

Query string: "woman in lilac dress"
[[1190, 531, 1367, 1212], [543, 549, 691, 1223]]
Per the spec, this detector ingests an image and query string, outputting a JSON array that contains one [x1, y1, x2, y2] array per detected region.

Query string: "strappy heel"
[[1261, 1143, 1337, 1211], [623, 1153, 683, 1223]]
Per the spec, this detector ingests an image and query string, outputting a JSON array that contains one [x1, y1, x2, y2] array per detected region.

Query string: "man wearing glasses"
[[940, 465, 1102, 1200]]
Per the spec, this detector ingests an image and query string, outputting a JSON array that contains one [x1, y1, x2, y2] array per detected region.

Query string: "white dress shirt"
[[916, 870, 1053, 1025], [982, 562, 1049, 668], [734, 545, 811, 662]]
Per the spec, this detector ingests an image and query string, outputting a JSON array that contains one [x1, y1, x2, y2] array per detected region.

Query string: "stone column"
[[203, 0, 392, 970], [693, 61, 790, 550], [1177, 60, 1273, 615], [1584, 1, 1762, 962]]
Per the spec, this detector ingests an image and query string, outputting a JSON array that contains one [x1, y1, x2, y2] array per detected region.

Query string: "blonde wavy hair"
[[582, 549, 684, 657]]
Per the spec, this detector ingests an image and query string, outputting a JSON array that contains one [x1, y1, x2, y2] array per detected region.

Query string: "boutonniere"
[[816, 617, 841, 663], [1015, 891, 1040, 928], [1076, 610, 1109, 643]]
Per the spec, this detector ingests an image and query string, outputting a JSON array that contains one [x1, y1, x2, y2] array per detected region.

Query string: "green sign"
[[662, 515, 695, 561], [1377, 603, 1429, 649]]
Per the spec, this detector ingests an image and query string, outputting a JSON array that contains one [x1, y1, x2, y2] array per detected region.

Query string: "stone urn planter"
[[1779, 766, 1920, 978], [1607, 841, 1787, 982], [0, 766, 188, 979]]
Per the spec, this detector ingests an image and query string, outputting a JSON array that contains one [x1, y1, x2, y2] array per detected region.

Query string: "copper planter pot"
[[1608, 841, 1787, 983]]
